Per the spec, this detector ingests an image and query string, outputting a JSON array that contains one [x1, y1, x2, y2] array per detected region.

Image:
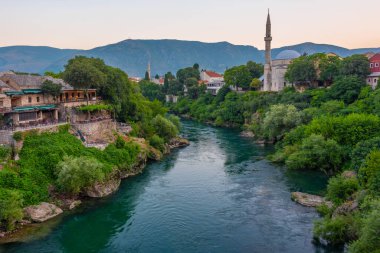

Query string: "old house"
[[0, 72, 97, 129], [367, 53, 380, 89]]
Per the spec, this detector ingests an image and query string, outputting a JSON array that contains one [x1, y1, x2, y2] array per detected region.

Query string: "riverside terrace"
[[0, 72, 97, 129]]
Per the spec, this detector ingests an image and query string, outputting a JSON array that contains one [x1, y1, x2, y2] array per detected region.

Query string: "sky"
[[1, 0, 380, 50]]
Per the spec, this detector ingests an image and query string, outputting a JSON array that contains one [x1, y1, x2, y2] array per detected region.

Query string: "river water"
[[0, 120, 341, 253]]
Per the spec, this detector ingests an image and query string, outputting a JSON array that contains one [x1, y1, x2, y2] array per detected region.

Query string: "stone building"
[[0, 72, 97, 129], [262, 11, 300, 92]]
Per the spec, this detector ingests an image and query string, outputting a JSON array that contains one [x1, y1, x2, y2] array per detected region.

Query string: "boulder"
[[333, 200, 359, 217], [341, 170, 357, 179], [24, 202, 63, 223], [240, 130, 255, 138], [84, 177, 121, 198], [169, 137, 190, 149], [291, 192, 332, 208]]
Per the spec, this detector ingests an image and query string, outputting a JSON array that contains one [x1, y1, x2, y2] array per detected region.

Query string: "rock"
[[24, 202, 63, 223], [84, 177, 121, 198], [68, 200, 82, 210], [240, 130, 255, 138], [0, 232, 5, 238], [333, 200, 359, 217], [341, 170, 357, 179], [291, 192, 333, 208], [169, 137, 190, 149]]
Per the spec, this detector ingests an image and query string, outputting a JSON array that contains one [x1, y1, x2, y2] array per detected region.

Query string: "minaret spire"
[[263, 9, 272, 91]]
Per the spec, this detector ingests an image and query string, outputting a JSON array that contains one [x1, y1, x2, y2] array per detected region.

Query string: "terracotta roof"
[[204, 71, 222, 78], [370, 53, 380, 62]]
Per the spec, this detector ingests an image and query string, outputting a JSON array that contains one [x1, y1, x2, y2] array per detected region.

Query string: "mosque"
[[262, 11, 301, 92]]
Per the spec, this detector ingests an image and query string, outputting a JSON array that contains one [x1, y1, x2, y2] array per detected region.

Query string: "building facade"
[[0, 72, 97, 129], [367, 53, 380, 89]]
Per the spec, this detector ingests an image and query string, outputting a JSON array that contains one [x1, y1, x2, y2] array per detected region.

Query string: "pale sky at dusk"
[[1, 0, 380, 50]]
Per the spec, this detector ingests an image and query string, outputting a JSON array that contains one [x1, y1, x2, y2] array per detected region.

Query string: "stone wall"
[[0, 130, 12, 145], [72, 119, 117, 144]]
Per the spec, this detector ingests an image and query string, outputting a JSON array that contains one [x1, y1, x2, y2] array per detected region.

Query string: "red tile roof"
[[370, 53, 380, 62], [205, 71, 222, 78]]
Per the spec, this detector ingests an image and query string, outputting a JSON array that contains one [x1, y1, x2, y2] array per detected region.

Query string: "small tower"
[[263, 9, 272, 91], [147, 61, 151, 80]]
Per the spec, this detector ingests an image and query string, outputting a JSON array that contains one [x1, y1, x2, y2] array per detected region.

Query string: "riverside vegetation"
[[140, 54, 379, 252], [0, 57, 182, 234]]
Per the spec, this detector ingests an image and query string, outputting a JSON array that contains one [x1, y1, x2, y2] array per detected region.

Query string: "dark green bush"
[[149, 135, 165, 152], [314, 215, 358, 245], [13, 132, 23, 142], [350, 137, 380, 171], [0, 146, 11, 160], [55, 156, 105, 194], [285, 134, 344, 174], [326, 176, 359, 205], [359, 151, 380, 196], [0, 189, 23, 231]]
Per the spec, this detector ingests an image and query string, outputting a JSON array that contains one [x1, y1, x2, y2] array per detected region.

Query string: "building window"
[[37, 97, 40, 102], [375, 79, 378, 84], [370, 63, 374, 68], [19, 112, 37, 122], [28, 97, 32, 103], [72, 93, 75, 98], [376, 63, 380, 67]]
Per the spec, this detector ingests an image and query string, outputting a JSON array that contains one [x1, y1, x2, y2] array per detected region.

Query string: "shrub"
[[58, 124, 70, 133], [326, 175, 359, 205], [285, 134, 344, 174], [55, 156, 106, 194], [0, 146, 11, 161], [151, 115, 178, 141], [0, 189, 24, 231], [326, 76, 366, 104], [149, 135, 165, 152], [349, 209, 380, 253], [314, 215, 358, 245], [13, 132, 23, 142], [359, 150, 380, 196], [351, 137, 380, 171], [77, 104, 112, 112], [262, 104, 303, 141], [167, 114, 181, 131], [304, 114, 380, 147]]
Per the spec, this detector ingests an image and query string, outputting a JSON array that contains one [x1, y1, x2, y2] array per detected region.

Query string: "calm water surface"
[[0, 120, 341, 253]]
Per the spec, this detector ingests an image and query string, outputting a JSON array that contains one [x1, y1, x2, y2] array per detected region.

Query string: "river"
[[0, 120, 342, 253]]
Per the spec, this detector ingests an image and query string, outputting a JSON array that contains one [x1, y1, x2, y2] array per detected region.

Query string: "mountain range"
[[0, 39, 379, 77]]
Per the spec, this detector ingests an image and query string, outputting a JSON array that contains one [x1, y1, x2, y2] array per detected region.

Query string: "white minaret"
[[263, 9, 272, 91]]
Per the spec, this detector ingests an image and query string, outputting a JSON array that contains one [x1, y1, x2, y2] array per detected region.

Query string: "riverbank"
[[0, 130, 189, 241]]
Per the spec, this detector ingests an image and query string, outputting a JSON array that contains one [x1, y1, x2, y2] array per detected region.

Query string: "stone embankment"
[[24, 203, 63, 223]]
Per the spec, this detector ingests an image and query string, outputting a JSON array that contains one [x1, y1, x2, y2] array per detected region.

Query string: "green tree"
[[139, 80, 165, 102], [285, 56, 317, 85], [319, 55, 341, 85], [44, 71, 62, 78], [246, 61, 264, 79], [326, 76, 366, 104], [151, 115, 179, 141], [176, 67, 200, 84], [62, 56, 106, 104], [285, 134, 344, 174], [359, 150, 380, 195], [144, 71, 150, 81], [55, 156, 106, 194], [340, 54, 370, 79], [41, 80, 62, 102], [224, 65, 252, 90], [250, 78, 262, 90], [262, 104, 303, 141]]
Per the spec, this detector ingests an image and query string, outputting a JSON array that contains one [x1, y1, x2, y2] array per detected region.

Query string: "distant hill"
[[0, 40, 379, 77]]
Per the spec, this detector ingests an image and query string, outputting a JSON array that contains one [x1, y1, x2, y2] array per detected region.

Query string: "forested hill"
[[0, 40, 379, 76]]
